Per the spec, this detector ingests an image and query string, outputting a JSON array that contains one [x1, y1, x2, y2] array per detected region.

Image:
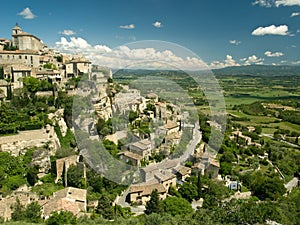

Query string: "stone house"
[[172, 165, 192, 182], [153, 170, 177, 189], [127, 183, 167, 205], [192, 162, 206, 176], [41, 187, 87, 219], [0, 50, 40, 68], [0, 186, 39, 221], [118, 151, 143, 166], [129, 139, 152, 160], [65, 58, 91, 78], [205, 159, 220, 179], [165, 120, 180, 135]]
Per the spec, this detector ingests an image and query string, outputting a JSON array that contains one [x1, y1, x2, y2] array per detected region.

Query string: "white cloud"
[[210, 55, 240, 68], [229, 40, 241, 45], [291, 12, 300, 17], [18, 7, 36, 19], [242, 55, 264, 65], [119, 24, 135, 29], [264, 51, 284, 57], [253, 0, 300, 7], [252, 0, 273, 7], [252, 25, 289, 36], [275, 0, 300, 6], [292, 60, 300, 64], [59, 30, 76, 36], [153, 21, 162, 28], [55, 37, 208, 70]]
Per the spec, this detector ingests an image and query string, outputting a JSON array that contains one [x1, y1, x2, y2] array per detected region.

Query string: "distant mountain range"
[[212, 65, 300, 77], [113, 65, 300, 78]]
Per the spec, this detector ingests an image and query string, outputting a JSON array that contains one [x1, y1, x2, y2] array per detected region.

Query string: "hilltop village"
[[0, 25, 299, 225]]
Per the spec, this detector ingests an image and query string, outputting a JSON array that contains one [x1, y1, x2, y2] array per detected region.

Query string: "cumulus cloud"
[[59, 30, 76, 36], [241, 55, 264, 65], [291, 12, 300, 17], [253, 0, 300, 7], [210, 55, 240, 68], [18, 7, 36, 19], [119, 24, 135, 29], [252, 25, 289, 36], [229, 40, 241, 45], [153, 21, 162, 28], [264, 51, 284, 57], [55, 37, 208, 70]]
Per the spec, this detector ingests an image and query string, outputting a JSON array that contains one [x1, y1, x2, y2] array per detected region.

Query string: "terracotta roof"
[[141, 163, 160, 173], [165, 120, 179, 130], [193, 162, 206, 170], [131, 139, 151, 151], [173, 165, 191, 176], [129, 183, 166, 195], [119, 151, 143, 161], [154, 170, 176, 182], [12, 32, 41, 41]]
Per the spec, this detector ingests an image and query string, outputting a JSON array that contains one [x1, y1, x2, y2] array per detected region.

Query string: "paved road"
[[261, 133, 299, 148], [178, 122, 201, 163]]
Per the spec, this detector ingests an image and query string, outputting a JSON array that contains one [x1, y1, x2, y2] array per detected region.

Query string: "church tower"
[[12, 23, 22, 35], [11, 23, 22, 49]]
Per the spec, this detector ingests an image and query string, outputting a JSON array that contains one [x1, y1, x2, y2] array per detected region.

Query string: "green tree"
[[46, 211, 76, 225], [27, 165, 39, 186], [23, 76, 40, 98], [178, 182, 198, 202], [251, 174, 286, 200], [25, 202, 42, 223], [96, 194, 114, 220], [67, 164, 85, 188], [145, 189, 162, 215], [162, 196, 193, 216], [11, 198, 25, 221], [128, 110, 139, 123]]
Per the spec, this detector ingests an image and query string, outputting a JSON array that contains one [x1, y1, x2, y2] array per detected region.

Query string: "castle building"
[[11, 24, 46, 51]]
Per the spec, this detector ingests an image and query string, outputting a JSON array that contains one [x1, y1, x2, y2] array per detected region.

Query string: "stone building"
[[55, 155, 80, 184], [0, 50, 39, 68], [127, 183, 167, 205], [41, 187, 87, 219], [11, 24, 46, 51], [0, 186, 39, 221], [65, 58, 92, 78]]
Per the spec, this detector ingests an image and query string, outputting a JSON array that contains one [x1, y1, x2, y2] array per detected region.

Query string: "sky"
[[1, 0, 300, 69]]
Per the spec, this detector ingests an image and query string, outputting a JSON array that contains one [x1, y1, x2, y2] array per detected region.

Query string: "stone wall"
[[55, 155, 79, 183], [0, 126, 60, 157], [0, 186, 39, 221]]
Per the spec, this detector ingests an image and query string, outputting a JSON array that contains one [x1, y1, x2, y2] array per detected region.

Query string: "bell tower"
[[12, 23, 22, 35]]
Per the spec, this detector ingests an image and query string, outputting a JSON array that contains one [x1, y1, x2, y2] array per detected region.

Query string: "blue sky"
[[1, 0, 300, 68]]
